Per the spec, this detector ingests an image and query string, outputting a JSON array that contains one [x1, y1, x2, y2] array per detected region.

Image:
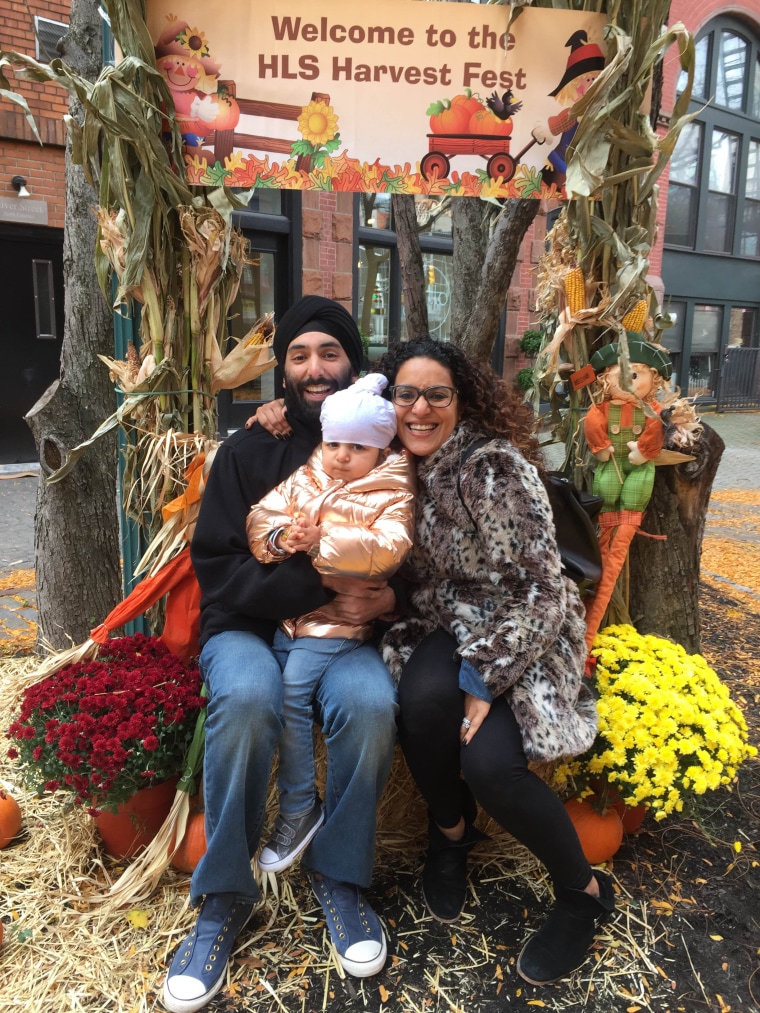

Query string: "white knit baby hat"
[[320, 373, 398, 449]]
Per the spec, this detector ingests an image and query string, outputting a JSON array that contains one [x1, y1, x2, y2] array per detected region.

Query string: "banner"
[[146, 1, 607, 197]]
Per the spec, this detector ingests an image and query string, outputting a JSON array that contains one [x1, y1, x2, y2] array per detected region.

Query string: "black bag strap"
[[457, 439, 602, 585]]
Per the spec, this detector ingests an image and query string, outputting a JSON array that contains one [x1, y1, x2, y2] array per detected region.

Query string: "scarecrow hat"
[[549, 30, 606, 97], [591, 334, 673, 380]]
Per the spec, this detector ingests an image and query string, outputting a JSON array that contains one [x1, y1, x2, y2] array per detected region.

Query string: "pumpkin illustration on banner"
[[0, 790, 21, 848], [564, 798, 623, 864], [468, 106, 514, 136]]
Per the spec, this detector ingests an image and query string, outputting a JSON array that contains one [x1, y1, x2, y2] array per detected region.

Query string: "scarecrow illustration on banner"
[[155, 15, 240, 161], [582, 337, 674, 649], [531, 29, 605, 188]]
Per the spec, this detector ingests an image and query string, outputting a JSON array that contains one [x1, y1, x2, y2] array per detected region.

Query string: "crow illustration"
[[486, 90, 523, 120]]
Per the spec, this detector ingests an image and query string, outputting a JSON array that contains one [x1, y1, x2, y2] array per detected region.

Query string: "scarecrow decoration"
[[582, 336, 674, 649], [532, 30, 606, 189]]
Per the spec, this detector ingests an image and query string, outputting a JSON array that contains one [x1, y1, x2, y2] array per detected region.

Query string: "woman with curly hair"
[[377, 338, 615, 984]]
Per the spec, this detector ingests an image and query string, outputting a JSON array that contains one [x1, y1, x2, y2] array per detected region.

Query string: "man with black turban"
[[164, 297, 397, 1013]]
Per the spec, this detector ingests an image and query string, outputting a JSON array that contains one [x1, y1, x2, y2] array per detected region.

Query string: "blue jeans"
[[191, 629, 398, 906], [272, 630, 362, 817]]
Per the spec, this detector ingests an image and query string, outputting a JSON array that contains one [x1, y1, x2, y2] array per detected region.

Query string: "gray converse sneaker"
[[257, 799, 324, 873]]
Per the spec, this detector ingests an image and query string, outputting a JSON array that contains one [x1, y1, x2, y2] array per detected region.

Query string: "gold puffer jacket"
[[247, 447, 416, 640]]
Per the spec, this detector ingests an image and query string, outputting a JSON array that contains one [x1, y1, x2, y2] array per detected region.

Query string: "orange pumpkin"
[[0, 791, 21, 849], [212, 89, 240, 132], [171, 809, 207, 873], [468, 108, 513, 137], [451, 90, 484, 121], [564, 798, 623, 864], [428, 100, 470, 135]]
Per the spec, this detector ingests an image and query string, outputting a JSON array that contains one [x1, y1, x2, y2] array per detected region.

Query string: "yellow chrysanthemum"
[[298, 101, 339, 147], [553, 624, 757, 817]]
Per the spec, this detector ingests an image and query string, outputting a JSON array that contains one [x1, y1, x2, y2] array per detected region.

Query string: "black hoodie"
[[190, 401, 332, 647]]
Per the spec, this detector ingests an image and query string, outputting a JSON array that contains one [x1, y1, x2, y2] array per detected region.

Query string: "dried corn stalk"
[[530, 0, 696, 485]]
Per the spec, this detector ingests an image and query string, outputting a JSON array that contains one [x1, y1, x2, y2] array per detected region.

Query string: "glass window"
[[728, 306, 757, 348], [360, 194, 392, 230], [708, 129, 738, 192], [665, 122, 702, 247], [416, 196, 452, 235], [715, 31, 748, 111], [689, 304, 722, 398], [32, 260, 57, 339], [670, 122, 702, 185], [665, 184, 697, 247], [247, 190, 282, 215], [742, 139, 760, 257], [400, 253, 453, 341], [679, 35, 709, 98], [226, 252, 276, 404], [357, 244, 392, 363], [741, 198, 760, 257], [704, 129, 738, 252], [660, 301, 685, 388]]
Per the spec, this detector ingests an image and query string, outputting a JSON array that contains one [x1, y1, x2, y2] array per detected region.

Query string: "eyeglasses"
[[388, 384, 458, 408]]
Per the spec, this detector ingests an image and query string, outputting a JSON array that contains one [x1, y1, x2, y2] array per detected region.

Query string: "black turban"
[[273, 296, 364, 375]]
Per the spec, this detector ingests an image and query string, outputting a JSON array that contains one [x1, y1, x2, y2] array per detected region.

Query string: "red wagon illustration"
[[420, 135, 537, 182]]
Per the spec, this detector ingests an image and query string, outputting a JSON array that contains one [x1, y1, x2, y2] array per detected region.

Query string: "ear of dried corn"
[[563, 267, 586, 316], [621, 299, 649, 332]]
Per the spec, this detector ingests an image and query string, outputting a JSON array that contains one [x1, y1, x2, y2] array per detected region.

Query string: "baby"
[[246, 373, 415, 873]]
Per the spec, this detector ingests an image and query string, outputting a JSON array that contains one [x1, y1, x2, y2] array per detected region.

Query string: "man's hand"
[[320, 575, 396, 625], [245, 398, 292, 436]]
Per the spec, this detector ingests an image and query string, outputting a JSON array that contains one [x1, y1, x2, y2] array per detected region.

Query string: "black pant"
[[398, 629, 592, 891]]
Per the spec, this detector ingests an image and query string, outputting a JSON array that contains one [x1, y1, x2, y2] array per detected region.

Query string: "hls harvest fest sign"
[[146, 0, 607, 197]]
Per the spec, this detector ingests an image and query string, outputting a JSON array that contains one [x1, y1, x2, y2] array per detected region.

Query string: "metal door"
[[0, 226, 64, 463], [716, 346, 760, 410]]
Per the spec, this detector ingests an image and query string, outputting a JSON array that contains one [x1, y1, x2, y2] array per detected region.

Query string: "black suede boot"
[[422, 783, 488, 923], [516, 871, 616, 984]]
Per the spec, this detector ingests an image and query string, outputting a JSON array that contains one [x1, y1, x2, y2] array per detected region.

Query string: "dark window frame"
[[667, 15, 760, 259]]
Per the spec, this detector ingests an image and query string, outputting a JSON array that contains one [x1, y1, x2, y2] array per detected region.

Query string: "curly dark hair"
[[377, 338, 543, 469]]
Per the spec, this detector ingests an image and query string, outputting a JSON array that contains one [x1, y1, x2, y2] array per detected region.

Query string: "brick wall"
[[0, 0, 70, 227], [301, 191, 354, 308]]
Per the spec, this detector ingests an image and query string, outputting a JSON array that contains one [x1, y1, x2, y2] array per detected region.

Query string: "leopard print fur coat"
[[381, 420, 597, 762]]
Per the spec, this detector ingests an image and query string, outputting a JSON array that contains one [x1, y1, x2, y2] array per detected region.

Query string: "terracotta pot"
[[589, 779, 649, 834], [619, 803, 648, 834], [93, 778, 177, 859]]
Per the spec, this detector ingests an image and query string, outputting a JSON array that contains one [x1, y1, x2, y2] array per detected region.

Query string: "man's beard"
[[283, 364, 354, 423]]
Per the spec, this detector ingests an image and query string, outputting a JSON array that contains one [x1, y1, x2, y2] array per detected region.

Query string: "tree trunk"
[[627, 425, 725, 653], [458, 199, 540, 362], [25, 0, 121, 649], [392, 195, 428, 339], [451, 198, 488, 341]]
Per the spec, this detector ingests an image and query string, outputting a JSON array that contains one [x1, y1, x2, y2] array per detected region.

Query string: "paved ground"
[[0, 409, 757, 648]]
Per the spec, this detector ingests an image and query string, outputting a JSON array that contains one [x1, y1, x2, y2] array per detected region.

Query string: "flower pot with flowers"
[[553, 624, 757, 854], [7, 633, 204, 859]]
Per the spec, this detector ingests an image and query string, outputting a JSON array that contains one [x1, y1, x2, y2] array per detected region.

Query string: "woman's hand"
[[245, 398, 292, 437], [461, 693, 491, 745]]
